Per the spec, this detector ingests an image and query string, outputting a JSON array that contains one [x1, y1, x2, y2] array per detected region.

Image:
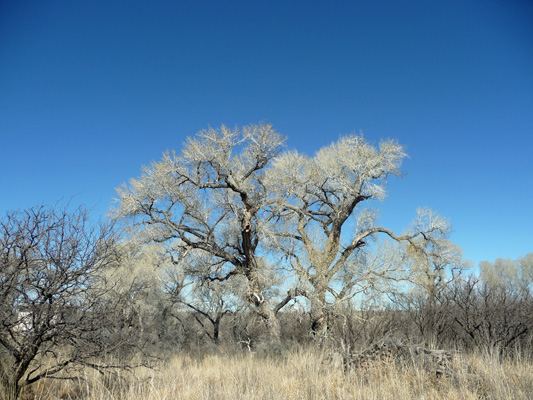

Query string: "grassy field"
[[18, 347, 533, 400]]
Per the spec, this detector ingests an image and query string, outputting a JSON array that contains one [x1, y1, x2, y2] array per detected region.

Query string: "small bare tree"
[[163, 253, 245, 346], [0, 206, 138, 399]]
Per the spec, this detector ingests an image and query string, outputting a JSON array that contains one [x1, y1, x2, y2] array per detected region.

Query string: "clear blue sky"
[[1, 0, 532, 267]]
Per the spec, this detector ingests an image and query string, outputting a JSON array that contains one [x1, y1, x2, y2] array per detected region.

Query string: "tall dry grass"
[[19, 347, 533, 400]]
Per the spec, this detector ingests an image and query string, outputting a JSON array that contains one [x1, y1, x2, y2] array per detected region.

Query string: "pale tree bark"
[[405, 237, 470, 304], [115, 123, 292, 341], [265, 135, 457, 336], [115, 127, 464, 342]]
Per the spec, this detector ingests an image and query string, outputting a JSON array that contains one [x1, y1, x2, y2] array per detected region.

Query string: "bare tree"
[[115, 127, 459, 341], [104, 242, 169, 348], [405, 237, 470, 303], [437, 276, 533, 353], [114, 123, 291, 339], [163, 254, 245, 346], [0, 205, 139, 399], [480, 253, 533, 295], [265, 135, 453, 336]]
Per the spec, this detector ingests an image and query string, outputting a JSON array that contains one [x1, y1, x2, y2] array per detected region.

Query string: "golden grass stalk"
[[20, 348, 533, 400]]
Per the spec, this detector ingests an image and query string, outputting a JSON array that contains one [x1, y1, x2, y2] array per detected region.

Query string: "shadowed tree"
[[0, 206, 139, 400], [163, 252, 246, 346], [437, 276, 533, 353]]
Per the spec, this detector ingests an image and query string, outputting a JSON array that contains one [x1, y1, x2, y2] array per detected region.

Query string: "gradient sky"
[[1, 0, 532, 267]]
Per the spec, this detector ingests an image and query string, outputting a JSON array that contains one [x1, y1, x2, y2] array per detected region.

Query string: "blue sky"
[[1, 0, 532, 267]]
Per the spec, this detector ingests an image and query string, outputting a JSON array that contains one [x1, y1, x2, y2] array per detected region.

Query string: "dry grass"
[[20, 348, 533, 400]]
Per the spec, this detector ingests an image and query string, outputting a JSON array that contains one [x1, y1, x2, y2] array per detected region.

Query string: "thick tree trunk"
[[244, 267, 281, 341], [213, 317, 221, 345], [310, 287, 328, 340], [241, 220, 281, 341], [246, 281, 281, 341], [259, 302, 281, 340]]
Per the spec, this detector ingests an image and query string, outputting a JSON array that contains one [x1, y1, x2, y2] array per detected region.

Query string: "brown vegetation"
[[2, 125, 532, 399], [16, 348, 533, 400]]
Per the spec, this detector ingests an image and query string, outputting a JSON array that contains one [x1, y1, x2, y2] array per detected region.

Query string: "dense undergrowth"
[[14, 346, 533, 400]]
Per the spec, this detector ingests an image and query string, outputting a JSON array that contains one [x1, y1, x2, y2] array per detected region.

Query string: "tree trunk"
[[247, 282, 281, 341], [213, 317, 221, 345], [245, 257, 281, 341], [258, 302, 281, 340], [310, 287, 328, 340]]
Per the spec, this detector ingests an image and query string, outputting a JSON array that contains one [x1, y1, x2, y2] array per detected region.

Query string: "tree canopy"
[[115, 123, 464, 339]]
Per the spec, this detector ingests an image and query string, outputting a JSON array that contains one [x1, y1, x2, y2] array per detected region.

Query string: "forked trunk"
[[246, 270, 281, 341], [258, 302, 281, 340]]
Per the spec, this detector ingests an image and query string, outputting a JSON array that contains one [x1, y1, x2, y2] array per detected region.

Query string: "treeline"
[[129, 273, 533, 358]]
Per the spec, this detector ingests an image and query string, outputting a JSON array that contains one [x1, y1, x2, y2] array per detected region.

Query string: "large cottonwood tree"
[[116, 124, 459, 339], [265, 135, 455, 334], [115, 123, 290, 338]]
